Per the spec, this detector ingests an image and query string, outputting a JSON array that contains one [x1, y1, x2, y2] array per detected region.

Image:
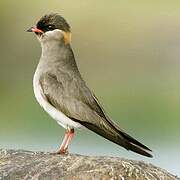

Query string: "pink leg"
[[63, 129, 74, 152], [56, 129, 74, 154]]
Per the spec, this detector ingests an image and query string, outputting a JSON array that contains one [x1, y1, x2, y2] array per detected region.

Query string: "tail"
[[107, 119, 153, 157], [118, 130, 152, 157], [104, 117, 153, 157], [72, 115, 152, 157], [82, 94, 152, 157], [79, 120, 153, 158]]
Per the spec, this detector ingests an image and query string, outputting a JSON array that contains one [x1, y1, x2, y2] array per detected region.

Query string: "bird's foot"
[[50, 149, 69, 155], [50, 128, 74, 156]]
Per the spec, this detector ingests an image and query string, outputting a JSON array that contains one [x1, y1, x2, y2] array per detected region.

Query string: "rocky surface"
[[0, 149, 178, 180]]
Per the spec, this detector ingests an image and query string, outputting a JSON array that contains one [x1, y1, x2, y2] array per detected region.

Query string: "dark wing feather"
[[40, 71, 152, 157]]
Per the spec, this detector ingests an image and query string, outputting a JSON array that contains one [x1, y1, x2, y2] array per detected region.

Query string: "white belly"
[[33, 70, 82, 129]]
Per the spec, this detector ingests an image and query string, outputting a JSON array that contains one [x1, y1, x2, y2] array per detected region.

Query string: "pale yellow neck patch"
[[63, 32, 71, 44]]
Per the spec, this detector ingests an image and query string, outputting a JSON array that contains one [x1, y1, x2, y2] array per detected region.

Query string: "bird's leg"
[[58, 131, 69, 154], [56, 128, 74, 155], [63, 129, 74, 153], [50, 131, 69, 155]]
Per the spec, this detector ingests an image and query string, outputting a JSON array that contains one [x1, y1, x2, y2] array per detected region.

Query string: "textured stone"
[[0, 149, 178, 180]]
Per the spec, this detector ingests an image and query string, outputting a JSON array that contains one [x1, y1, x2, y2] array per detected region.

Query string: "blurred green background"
[[0, 0, 180, 176]]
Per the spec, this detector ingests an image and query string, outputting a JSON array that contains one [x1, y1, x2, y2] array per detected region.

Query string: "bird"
[[27, 13, 152, 157]]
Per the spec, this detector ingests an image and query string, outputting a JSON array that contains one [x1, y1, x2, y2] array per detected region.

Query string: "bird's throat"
[[41, 41, 70, 60]]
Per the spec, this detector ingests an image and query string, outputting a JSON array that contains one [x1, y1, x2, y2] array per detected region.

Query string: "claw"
[[50, 150, 69, 155]]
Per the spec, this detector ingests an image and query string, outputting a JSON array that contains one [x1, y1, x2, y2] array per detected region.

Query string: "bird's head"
[[27, 13, 71, 45]]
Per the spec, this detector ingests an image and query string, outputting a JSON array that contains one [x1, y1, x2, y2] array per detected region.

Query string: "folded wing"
[[39, 72, 152, 157]]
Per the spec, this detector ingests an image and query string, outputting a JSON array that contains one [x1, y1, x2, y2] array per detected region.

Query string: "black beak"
[[26, 27, 33, 32], [26, 26, 43, 33]]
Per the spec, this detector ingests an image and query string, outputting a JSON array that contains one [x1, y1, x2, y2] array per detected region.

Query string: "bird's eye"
[[46, 25, 55, 31], [48, 25, 53, 29]]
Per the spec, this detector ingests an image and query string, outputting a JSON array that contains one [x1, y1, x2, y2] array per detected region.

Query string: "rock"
[[0, 149, 178, 180]]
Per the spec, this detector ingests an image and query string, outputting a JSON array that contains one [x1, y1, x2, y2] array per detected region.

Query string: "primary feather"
[[39, 68, 152, 157]]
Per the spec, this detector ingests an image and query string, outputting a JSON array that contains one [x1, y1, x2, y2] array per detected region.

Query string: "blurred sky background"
[[0, 0, 180, 176]]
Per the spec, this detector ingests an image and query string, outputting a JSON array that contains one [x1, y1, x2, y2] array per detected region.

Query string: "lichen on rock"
[[0, 149, 178, 180]]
